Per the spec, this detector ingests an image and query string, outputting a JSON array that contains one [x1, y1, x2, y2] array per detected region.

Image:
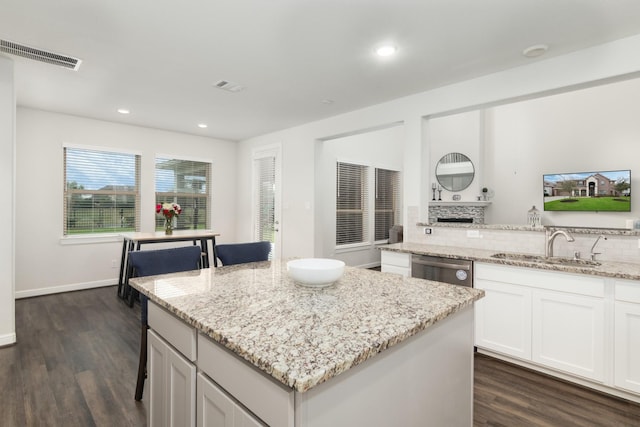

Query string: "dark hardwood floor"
[[1, 286, 146, 426], [474, 353, 640, 426], [2, 286, 639, 426]]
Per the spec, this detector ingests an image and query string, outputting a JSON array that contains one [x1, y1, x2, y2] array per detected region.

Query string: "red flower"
[[156, 203, 162, 213]]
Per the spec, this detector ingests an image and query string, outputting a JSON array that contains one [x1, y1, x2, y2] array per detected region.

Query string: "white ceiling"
[[3, 0, 640, 141]]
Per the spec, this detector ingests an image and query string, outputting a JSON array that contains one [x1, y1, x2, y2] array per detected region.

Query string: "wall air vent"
[[213, 79, 245, 93], [0, 39, 82, 70]]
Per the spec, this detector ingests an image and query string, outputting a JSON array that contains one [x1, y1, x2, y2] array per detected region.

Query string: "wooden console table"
[[116, 230, 220, 305]]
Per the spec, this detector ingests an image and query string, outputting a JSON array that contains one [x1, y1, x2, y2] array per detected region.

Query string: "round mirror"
[[435, 152, 475, 192]]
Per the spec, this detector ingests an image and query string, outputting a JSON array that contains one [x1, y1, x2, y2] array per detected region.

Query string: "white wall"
[[0, 55, 16, 345], [237, 34, 640, 262], [15, 108, 237, 297], [484, 77, 640, 228], [319, 125, 405, 267], [427, 110, 483, 201]]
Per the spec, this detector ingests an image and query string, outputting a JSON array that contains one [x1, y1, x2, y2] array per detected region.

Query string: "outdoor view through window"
[[64, 147, 140, 235]]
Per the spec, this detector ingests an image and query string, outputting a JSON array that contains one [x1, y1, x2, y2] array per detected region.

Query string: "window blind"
[[374, 168, 400, 241], [155, 157, 211, 231], [254, 156, 276, 243], [336, 162, 369, 245], [63, 147, 140, 235]]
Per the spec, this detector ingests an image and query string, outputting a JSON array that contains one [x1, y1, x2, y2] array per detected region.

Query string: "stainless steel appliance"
[[411, 254, 473, 287]]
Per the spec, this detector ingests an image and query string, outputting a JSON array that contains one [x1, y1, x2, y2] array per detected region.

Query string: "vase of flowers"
[[156, 202, 182, 235]]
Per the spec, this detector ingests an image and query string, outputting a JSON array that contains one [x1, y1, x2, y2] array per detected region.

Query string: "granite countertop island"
[[130, 259, 483, 393]]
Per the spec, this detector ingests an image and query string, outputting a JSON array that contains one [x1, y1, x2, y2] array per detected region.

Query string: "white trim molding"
[[15, 278, 116, 299]]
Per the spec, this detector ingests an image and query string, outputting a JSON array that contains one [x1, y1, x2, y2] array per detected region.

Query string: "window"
[[64, 146, 140, 235], [336, 162, 369, 246], [253, 155, 275, 242], [155, 157, 211, 231], [374, 168, 400, 241]]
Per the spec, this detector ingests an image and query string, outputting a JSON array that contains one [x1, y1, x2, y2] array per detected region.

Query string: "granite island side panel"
[[129, 260, 483, 393]]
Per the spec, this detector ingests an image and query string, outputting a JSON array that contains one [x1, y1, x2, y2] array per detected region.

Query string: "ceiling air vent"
[[0, 39, 82, 71], [213, 80, 245, 93]]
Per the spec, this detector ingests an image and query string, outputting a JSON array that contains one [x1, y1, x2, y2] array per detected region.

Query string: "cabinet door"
[[197, 373, 264, 427], [148, 329, 196, 427], [474, 279, 532, 359], [167, 344, 196, 427], [532, 290, 605, 382], [148, 330, 168, 427], [614, 301, 640, 393]]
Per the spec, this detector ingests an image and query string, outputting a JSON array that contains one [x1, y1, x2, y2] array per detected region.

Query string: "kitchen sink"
[[491, 252, 601, 267]]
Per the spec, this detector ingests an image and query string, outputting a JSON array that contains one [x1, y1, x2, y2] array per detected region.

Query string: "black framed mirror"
[[435, 152, 475, 192]]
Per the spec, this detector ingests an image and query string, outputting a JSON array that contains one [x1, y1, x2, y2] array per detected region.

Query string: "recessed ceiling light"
[[522, 44, 548, 58], [117, 108, 130, 114], [321, 99, 334, 105], [375, 45, 397, 57], [197, 123, 208, 129]]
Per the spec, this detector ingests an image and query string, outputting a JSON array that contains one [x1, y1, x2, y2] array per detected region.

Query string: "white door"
[[252, 146, 281, 259], [167, 344, 196, 427], [197, 373, 264, 427], [532, 289, 605, 382], [148, 330, 196, 427], [148, 330, 168, 427], [474, 279, 533, 360], [197, 373, 235, 427], [614, 301, 640, 393]]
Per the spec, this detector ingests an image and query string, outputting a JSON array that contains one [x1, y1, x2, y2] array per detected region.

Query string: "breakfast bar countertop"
[[381, 242, 640, 281], [129, 260, 483, 393]]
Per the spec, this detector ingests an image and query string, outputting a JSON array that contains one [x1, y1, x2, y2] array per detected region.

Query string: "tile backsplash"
[[406, 206, 640, 264]]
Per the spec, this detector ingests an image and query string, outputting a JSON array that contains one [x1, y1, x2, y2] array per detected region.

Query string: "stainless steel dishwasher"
[[411, 254, 473, 287]]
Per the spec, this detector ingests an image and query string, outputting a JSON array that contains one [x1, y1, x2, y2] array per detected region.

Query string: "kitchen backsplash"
[[406, 206, 640, 264]]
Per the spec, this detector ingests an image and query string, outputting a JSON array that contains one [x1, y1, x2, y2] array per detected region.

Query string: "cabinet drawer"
[[475, 263, 604, 297], [381, 264, 410, 277], [615, 280, 640, 303], [381, 251, 411, 268], [198, 333, 294, 427], [148, 301, 197, 361]]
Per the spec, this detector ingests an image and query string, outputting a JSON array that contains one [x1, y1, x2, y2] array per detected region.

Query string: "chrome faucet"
[[545, 229, 575, 258], [590, 234, 607, 261]]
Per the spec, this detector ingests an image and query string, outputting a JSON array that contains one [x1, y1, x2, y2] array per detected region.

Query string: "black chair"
[[214, 241, 272, 266], [128, 245, 202, 401]]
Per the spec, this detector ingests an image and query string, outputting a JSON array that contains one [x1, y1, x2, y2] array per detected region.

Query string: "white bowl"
[[287, 258, 345, 288]]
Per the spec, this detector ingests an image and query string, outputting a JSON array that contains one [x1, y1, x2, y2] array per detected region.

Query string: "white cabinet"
[[614, 280, 640, 394], [531, 289, 605, 381], [197, 373, 264, 427], [148, 330, 196, 427], [380, 251, 411, 277], [474, 263, 607, 382], [148, 302, 198, 427], [474, 278, 532, 359]]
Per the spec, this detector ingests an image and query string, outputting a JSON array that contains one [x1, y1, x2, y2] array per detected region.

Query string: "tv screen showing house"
[[543, 170, 631, 212]]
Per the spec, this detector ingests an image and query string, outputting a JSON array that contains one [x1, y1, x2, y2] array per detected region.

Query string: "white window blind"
[[375, 168, 400, 241], [254, 156, 276, 243], [63, 147, 140, 235], [336, 162, 369, 246], [155, 157, 211, 231]]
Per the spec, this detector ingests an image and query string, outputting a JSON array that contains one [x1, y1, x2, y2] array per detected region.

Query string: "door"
[[197, 373, 264, 427], [148, 330, 168, 426], [475, 279, 532, 359], [532, 289, 605, 381], [252, 146, 281, 259], [148, 329, 196, 427], [614, 301, 640, 393], [167, 344, 196, 427]]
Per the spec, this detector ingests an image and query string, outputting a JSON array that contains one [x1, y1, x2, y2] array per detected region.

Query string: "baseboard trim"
[[0, 332, 17, 347], [15, 279, 116, 299]]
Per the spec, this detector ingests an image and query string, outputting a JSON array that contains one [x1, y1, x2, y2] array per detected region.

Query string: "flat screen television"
[[543, 169, 631, 212]]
